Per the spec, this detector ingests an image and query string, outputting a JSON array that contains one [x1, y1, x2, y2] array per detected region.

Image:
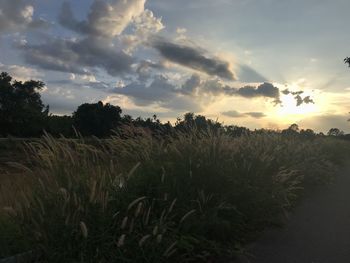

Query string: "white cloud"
[[0, 63, 43, 81], [121, 9, 164, 53], [59, 0, 146, 38]]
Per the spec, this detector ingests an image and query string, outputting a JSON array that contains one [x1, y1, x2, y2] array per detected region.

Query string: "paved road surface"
[[238, 166, 350, 263]]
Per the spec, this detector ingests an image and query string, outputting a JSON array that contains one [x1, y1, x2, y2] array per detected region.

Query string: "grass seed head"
[[80, 221, 88, 239]]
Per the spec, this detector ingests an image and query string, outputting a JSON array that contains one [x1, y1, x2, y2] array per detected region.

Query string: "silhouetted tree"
[[327, 128, 344, 137], [46, 115, 73, 137], [281, 123, 300, 136], [0, 72, 48, 137], [289, 123, 299, 132], [225, 125, 250, 137], [131, 115, 173, 136], [175, 112, 222, 132], [299, 129, 316, 138], [73, 101, 122, 137]]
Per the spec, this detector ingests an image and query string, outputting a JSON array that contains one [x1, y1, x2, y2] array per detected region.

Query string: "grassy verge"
[[1, 130, 350, 262]]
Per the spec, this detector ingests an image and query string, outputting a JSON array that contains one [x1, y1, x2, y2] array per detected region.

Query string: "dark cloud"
[[181, 74, 201, 94], [195, 77, 315, 107], [245, 112, 266, 118], [110, 75, 202, 111], [282, 89, 303, 96], [210, 82, 282, 105], [221, 110, 245, 118], [283, 89, 315, 106], [237, 82, 280, 99], [303, 96, 314, 104], [295, 95, 315, 106], [136, 60, 164, 81], [152, 38, 236, 80], [111, 75, 175, 105], [222, 110, 266, 119], [0, 0, 48, 34], [58, 2, 85, 34], [19, 37, 134, 76]]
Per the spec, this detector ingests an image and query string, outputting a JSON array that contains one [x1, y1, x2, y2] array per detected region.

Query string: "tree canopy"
[[73, 101, 122, 137], [0, 72, 48, 137]]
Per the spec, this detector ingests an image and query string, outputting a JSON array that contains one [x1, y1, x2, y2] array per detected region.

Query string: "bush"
[[1, 130, 350, 262]]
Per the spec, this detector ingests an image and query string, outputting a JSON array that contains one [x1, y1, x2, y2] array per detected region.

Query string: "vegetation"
[[0, 72, 48, 137], [1, 128, 350, 262]]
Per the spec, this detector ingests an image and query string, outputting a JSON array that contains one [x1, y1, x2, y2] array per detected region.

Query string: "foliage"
[[46, 115, 74, 137], [327, 128, 344, 137], [0, 72, 48, 137], [1, 130, 349, 262], [73, 101, 122, 137], [344, 57, 350, 67]]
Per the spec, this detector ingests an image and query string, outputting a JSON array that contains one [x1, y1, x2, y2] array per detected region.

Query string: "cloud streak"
[[222, 110, 266, 119], [152, 38, 236, 80]]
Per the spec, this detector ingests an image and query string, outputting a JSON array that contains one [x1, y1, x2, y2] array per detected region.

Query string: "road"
[[238, 165, 350, 263]]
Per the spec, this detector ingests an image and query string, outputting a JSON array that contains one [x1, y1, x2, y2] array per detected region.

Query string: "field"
[[1, 130, 350, 262]]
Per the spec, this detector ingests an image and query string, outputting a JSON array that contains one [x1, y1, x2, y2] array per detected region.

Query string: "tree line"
[[0, 72, 347, 139]]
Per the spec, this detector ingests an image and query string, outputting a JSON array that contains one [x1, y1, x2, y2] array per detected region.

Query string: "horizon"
[[1, 0, 350, 133]]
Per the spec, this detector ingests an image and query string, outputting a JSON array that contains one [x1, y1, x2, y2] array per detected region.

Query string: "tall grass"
[[1, 129, 350, 261]]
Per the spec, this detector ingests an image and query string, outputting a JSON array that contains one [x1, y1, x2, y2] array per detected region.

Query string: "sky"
[[1, 0, 350, 133]]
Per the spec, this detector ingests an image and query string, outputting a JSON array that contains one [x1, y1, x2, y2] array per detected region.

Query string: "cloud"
[[281, 89, 303, 96], [112, 72, 315, 112], [112, 75, 175, 105], [120, 9, 164, 53], [177, 75, 315, 107], [221, 110, 245, 118], [105, 74, 282, 113], [19, 37, 134, 76], [295, 95, 315, 106], [0, 0, 47, 35], [282, 88, 315, 106], [18, 1, 164, 78], [59, 0, 146, 38], [236, 82, 280, 100], [177, 75, 272, 100], [222, 110, 266, 118], [110, 75, 202, 111], [135, 60, 164, 80], [0, 63, 43, 81], [152, 38, 236, 80], [199, 80, 282, 105], [181, 74, 201, 94], [246, 112, 266, 118], [133, 9, 164, 37]]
